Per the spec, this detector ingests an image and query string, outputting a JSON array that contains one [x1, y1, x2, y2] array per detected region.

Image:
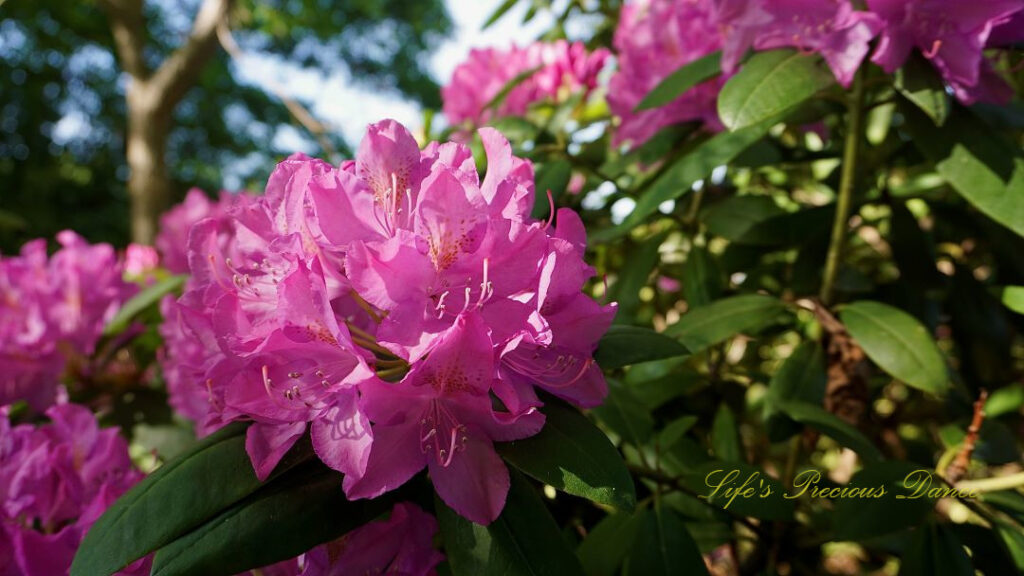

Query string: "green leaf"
[[840, 300, 948, 394], [594, 325, 690, 370], [533, 159, 573, 219], [664, 294, 790, 352], [680, 461, 794, 521], [635, 51, 723, 112], [703, 195, 785, 242], [657, 416, 699, 452], [71, 424, 311, 576], [1002, 286, 1024, 315], [625, 506, 707, 576], [717, 49, 835, 131], [899, 523, 973, 576], [711, 404, 741, 462], [611, 232, 667, 321], [485, 65, 544, 113], [833, 462, 936, 541], [764, 341, 826, 442], [986, 384, 1024, 418], [151, 464, 388, 576], [895, 54, 950, 126], [499, 402, 636, 512], [576, 512, 645, 576], [682, 245, 724, 309], [775, 400, 883, 463], [902, 102, 1024, 238], [482, 0, 517, 30], [439, 470, 586, 576], [589, 121, 773, 243], [593, 381, 655, 449], [103, 274, 187, 336]]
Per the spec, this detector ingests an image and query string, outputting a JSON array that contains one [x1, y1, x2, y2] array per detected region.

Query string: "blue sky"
[[231, 0, 554, 149]]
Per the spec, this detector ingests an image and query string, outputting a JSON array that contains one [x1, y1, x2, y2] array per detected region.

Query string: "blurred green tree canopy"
[[0, 0, 451, 251]]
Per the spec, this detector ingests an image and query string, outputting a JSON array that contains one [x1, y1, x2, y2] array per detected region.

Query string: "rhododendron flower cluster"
[[0, 232, 135, 410], [867, 0, 1023, 104], [608, 0, 728, 147], [163, 119, 615, 524], [0, 403, 147, 576], [442, 40, 609, 126], [715, 0, 883, 88], [156, 188, 252, 274]]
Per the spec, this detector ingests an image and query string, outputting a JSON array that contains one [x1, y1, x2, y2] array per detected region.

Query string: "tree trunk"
[[101, 0, 232, 245], [126, 85, 172, 245]]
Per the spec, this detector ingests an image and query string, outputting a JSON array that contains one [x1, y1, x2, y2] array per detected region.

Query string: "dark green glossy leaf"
[[593, 381, 655, 450], [533, 159, 573, 219], [902, 102, 1024, 238], [895, 54, 950, 126], [439, 470, 586, 576], [717, 50, 835, 131], [500, 402, 637, 512], [589, 121, 772, 243], [833, 462, 936, 541], [636, 51, 723, 112], [664, 294, 790, 352], [899, 523, 973, 576], [625, 506, 707, 576], [711, 404, 741, 462], [151, 464, 388, 576], [682, 245, 724, 309], [594, 325, 690, 370], [657, 416, 699, 452], [764, 341, 826, 442], [72, 424, 312, 576], [840, 300, 948, 394], [576, 512, 644, 576], [611, 232, 667, 322], [103, 274, 186, 336], [775, 400, 883, 463], [703, 195, 785, 242]]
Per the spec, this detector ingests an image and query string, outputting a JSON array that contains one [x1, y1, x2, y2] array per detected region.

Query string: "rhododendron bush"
[[3, 0, 1024, 574]]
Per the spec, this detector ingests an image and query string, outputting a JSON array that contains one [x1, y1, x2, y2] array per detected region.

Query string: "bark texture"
[[100, 0, 232, 244]]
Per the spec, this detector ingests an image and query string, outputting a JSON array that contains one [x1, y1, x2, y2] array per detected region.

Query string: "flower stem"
[[819, 67, 868, 306]]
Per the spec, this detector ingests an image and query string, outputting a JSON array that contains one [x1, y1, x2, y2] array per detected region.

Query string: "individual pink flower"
[[868, 0, 1022, 103], [713, 0, 882, 88], [174, 119, 614, 525], [0, 403, 149, 576], [124, 243, 160, 280], [442, 40, 609, 126], [0, 232, 135, 410], [301, 502, 444, 576], [609, 0, 728, 147], [156, 188, 252, 274]]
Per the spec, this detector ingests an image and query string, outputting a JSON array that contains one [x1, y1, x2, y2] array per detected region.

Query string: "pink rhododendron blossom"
[[156, 188, 253, 274], [301, 502, 444, 576], [0, 232, 135, 410], [868, 0, 1023, 104], [609, 0, 728, 146], [124, 243, 160, 280], [0, 403, 148, 576], [169, 119, 614, 524], [714, 0, 882, 87], [442, 40, 609, 126]]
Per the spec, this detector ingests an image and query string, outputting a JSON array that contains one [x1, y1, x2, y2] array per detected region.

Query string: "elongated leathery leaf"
[[439, 470, 586, 576], [151, 463, 389, 576], [71, 423, 312, 576], [500, 401, 636, 512]]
